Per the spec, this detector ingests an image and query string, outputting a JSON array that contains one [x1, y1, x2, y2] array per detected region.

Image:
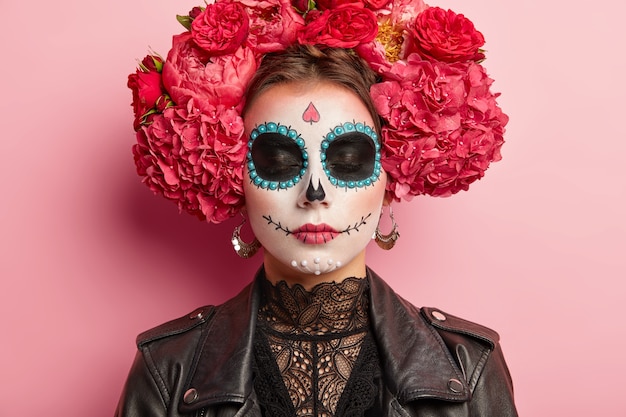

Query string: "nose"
[[306, 179, 325, 201], [297, 169, 332, 208]]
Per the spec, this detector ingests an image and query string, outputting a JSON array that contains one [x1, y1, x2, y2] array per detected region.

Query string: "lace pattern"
[[253, 277, 379, 417]]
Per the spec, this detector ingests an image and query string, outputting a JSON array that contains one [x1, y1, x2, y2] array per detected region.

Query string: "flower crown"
[[128, 0, 508, 223]]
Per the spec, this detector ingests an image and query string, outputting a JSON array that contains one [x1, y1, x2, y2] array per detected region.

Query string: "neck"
[[262, 250, 367, 290]]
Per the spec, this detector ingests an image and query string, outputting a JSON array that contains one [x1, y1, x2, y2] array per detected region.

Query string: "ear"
[[382, 172, 392, 206]]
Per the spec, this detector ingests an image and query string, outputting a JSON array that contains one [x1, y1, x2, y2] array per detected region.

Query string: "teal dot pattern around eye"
[[321, 122, 382, 189], [247, 122, 305, 190]]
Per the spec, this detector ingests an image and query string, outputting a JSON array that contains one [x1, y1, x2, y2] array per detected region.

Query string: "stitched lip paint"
[[292, 224, 339, 244]]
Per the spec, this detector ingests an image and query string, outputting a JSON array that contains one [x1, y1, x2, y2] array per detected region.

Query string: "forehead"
[[244, 82, 374, 140]]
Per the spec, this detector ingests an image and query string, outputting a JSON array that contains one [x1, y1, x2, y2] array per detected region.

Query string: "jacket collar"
[[181, 267, 469, 411]]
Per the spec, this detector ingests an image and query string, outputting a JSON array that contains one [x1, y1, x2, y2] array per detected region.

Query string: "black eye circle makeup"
[[321, 122, 382, 188], [247, 122, 307, 190], [247, 121, 381, 191]]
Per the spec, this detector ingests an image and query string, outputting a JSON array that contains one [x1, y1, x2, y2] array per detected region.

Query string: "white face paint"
[[243, 82, 387, 285]]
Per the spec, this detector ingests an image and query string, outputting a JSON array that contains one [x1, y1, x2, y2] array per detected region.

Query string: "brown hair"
[[244, 44, 382, 134]]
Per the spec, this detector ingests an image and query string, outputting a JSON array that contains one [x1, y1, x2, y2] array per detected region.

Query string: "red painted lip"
[[292, 223, 340, 244]]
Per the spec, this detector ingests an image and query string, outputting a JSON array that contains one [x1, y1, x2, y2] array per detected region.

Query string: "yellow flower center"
[[376, 19, 404, 63]]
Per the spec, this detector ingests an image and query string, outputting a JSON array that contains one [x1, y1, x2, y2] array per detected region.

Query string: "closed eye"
[[325, 133, 376, 181], [250, 133, 304, 182]]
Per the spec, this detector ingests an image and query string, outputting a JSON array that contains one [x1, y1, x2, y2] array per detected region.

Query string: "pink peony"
[[162, 33, 258, 113], [387, 0, 428, 27], [355, 0, 428, 70], [355, 40, 393, 73]]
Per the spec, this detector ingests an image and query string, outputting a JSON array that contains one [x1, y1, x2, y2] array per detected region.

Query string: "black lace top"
[[253, 276, 381, 417]]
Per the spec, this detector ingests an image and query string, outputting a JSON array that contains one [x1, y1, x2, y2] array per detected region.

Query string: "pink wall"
[[1, 0, 624, 415]]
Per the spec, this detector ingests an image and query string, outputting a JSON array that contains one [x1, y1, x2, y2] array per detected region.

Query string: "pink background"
[[1, 0, 624, 415]]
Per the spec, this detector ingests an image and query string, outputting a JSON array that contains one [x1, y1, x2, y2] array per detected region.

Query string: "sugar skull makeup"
[[243, 82, 387, 283], [247, 121, 381, 191]]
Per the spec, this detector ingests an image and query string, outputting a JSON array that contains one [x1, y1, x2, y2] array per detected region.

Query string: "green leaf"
[[138, 60, 150, 72], [151, 56, 163, 72], [176, 14, 193, 31]]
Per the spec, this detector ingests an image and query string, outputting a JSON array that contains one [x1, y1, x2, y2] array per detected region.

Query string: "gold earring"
[[231, 216, 261, 258], [374, 206, 399, 250]]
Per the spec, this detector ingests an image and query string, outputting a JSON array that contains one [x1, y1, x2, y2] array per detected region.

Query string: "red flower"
[[371, 55, 506, 201], [298, 4, 378, 48], [364, 0, 392, 8], [191, 1, 250, 56], [315, 0, 392, 10], [162, 33, 257, 113], [355, 0, 428, 71], [188, 6, 203, 19], [407, 7, 485, 62], [127, 55, 168, 130], [315, 0, 365, 10], [132, 101, 248, 223], [128, 0, 508, 222], [239, 0, 305, 54]]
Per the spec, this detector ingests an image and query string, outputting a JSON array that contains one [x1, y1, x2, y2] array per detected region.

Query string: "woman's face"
[[243, 81, 387, 285]]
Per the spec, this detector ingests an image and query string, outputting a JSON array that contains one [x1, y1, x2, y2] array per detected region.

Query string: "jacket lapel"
[[367, 268, 470, 404], [180, 274, 261, 412]]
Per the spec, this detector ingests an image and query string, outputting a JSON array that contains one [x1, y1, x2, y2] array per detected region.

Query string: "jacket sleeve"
[[115, 349, 169, 417], [421, 307, 518, 417], [468, 342, 517, 417]]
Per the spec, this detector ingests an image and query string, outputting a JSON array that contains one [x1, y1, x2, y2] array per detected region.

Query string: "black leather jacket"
[[115, 268, 517, 417]]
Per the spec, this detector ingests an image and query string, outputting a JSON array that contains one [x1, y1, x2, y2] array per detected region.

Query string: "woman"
[[119, 1, 515, 416]]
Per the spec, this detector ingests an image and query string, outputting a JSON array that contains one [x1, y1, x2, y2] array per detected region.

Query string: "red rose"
[[291, 0, 309, 13], [127, 55, 167, 130], [315, 0, 391, 10], [239, 0, 305, 54], [191, 1, 250, 56], [298, 4, 378, 48], [363, 0, 392, 9], [407, 7, 485, 62], [139, 54, 162, 72], [128, 71, 161, 116], [315, 0, 364, 10], [188, 7, 203, 19]]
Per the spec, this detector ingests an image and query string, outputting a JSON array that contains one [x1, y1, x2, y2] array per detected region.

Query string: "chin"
[[287, 255, 345, 276]]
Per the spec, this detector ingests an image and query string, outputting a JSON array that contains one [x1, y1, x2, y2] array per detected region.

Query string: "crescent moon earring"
[[231, 214, 261, 258], [374, 206, 399, 250]]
